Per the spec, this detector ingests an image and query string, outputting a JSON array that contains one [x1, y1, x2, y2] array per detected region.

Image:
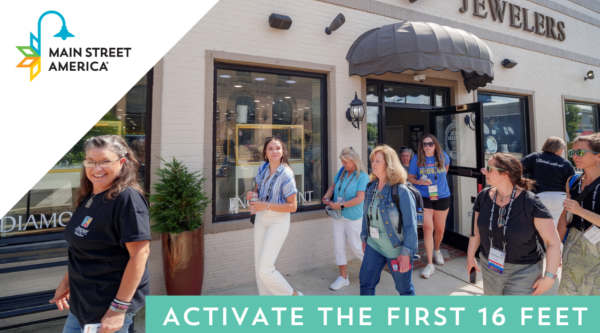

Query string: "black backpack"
[[367, 181, 424, 234]]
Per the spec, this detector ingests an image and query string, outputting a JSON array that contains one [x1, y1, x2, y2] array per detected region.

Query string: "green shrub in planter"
[[149, 157, 211, 234]]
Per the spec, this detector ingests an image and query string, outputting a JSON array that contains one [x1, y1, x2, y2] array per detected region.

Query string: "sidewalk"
[[205, 241, 559, 296]]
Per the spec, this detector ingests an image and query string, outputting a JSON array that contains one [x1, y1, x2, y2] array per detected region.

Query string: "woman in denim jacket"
[[359, 145, 419, 295]]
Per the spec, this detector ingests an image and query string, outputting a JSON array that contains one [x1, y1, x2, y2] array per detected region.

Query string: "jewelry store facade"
[[2, 0, 600, 328]]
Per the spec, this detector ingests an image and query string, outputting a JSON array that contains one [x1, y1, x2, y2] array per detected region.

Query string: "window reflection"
[[564, 102, 598, 165], [478, 94, 527, 161], [1, 75, 149, 241], [215, 68, 324, 217]]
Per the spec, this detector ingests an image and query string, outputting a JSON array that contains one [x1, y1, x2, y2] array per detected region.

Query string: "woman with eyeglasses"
[[407, 134, 451, 279], [399, 147, 414, 173], [245, 137, 302, 296], [521, 136, 575, 225], [467, 153, 560, 295], [50, 135, 150, 333], [558, 134, 600, 295], [322, 147, 369, 290]]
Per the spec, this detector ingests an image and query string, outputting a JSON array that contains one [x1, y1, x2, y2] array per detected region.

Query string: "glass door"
[[427, 102, 485, 250]]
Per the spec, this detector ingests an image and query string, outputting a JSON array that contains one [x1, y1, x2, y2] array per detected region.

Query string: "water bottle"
[[417, 207, 424, 226], [249, 192, 259, 224]]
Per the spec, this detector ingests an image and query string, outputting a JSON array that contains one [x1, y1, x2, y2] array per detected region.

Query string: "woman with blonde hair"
[[322, 147, 369, 290], [359, 145, 418, 295], [521, 136, 575, 225], [408, 134, 451, 279]]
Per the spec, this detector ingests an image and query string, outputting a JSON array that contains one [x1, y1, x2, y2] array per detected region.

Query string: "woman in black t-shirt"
[[50, 135, 151, 333], [558, 133, 600, 295], [467, 153, 561, 295]]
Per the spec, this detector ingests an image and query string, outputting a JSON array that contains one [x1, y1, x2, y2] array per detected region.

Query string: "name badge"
[[583, 225, 600, 245], [488, 246, 506, 274], [370, 226, 380, 239], [428, 185, 439, 201], [337, 196, 344, 203]]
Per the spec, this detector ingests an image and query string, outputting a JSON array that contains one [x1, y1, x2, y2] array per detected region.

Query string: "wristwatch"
[[544, 271, 557, 279], [341, 204, 345, 210]]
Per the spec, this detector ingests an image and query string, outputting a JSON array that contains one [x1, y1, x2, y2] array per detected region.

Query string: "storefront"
[[2, 0, 600, 329]]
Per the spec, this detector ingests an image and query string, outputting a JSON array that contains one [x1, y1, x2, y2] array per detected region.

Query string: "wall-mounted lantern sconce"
[[346, 92, 365, 130], [325, 13, 345, 35], [269, 13, 292, 30], [585, 71, 595, 81], [501, 59, 518, 68]]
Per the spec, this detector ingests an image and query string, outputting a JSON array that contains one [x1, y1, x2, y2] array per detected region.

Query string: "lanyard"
[[368, 181, 389, 227], [488, 186, 517, 252], [259, 166, 282, 202], [337, 170, 356, 200], [577, 176, 600, 231]]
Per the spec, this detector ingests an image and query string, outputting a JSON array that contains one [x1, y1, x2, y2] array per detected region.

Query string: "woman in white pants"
[[323, 147, 369, 290], [247, 137, 301, 296], [521, 136, 575, 225]]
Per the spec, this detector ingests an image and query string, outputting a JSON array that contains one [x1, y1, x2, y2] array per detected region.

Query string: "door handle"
[[457, 168, 472, 176]]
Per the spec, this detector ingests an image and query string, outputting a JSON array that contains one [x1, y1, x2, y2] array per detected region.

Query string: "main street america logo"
[[15, 10, 74, 81]]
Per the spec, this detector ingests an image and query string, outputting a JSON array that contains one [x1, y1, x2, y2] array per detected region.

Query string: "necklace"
[[85, 193, 98, 208], [496, 189, 512, 200]]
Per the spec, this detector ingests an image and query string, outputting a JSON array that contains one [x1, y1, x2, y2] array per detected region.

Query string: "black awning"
[[346, 21, 494, 92]]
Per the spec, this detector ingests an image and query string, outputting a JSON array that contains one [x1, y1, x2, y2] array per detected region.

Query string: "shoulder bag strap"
[[470, 187, 491, 237]]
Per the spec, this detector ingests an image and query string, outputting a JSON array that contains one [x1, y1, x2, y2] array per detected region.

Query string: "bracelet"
[[544, 271, 558, 279], [113, 298, 131, 306], [110, 304, 128, 314]]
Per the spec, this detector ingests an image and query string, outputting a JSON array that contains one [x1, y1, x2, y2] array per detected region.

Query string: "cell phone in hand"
[[84, 324, 101, 333], [391, 259, 400, 272], [323, 198, 331, 204], [469, 267, 477, 284]]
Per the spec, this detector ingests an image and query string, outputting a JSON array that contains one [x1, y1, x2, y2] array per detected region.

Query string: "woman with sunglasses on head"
[[407, 134, 451, 279], [245, 137, 302, 296], [322, 147, 369, 290], [50, 135, 150, 333], [467, 153, 561, 295], [521, 136, 575, 226], [558, 134, 600, 295]]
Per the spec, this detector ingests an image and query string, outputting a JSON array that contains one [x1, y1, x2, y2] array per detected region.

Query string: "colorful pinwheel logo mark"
[[15, 10, 74, 81]]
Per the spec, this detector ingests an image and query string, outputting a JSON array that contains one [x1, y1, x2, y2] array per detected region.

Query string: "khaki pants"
[[480, 254, 542, 295]]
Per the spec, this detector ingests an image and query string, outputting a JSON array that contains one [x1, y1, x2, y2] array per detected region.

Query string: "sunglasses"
[[265, 136, 281, 142], [568, 149, 600, 157], [497, 206, 507, 227], [485, 165, 505, 172], [422, 142, 435, 147]]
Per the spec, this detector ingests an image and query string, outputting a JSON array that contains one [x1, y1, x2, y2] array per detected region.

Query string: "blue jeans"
[[63, 312, 135, 333], [359, 243, 415, 295]]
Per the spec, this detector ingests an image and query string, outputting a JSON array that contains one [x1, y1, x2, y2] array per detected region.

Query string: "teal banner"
[[146, 296, 598, 332]]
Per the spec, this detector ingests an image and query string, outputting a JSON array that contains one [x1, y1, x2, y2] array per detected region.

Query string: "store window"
[[0, 74, 151, 246], [564, 102, 599, 164], [214, 66, 326, 220], [478, 94, 528, 162]]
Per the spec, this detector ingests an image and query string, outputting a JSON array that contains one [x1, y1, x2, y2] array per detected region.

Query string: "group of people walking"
[[51, 131, 600, 332]]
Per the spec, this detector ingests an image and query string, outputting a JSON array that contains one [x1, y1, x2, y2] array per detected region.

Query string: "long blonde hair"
[[339, 147, 367, 181], [369, 144, 407, 185]]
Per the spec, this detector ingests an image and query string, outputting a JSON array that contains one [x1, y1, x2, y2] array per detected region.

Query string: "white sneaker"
[[434, 250, 445, 266], [296, 291, 304, 296], [330, 276, 350, 290], [421, 264, 435, 279]]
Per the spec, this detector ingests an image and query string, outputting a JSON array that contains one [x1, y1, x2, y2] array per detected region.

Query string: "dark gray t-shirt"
[[521, 152, 575, 194], [473, 188, 552, 265], [64, 187, 151, 328]]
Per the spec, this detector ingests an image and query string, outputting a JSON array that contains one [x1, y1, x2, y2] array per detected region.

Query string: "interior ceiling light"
[[286, 80, 296, 83], [234, 84, 242, 88], [220, 75, 231, 78], [285, 96, 291, 99]]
